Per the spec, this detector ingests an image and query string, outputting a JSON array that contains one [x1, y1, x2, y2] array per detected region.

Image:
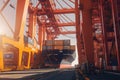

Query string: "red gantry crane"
[[0, 0, 120, 71]]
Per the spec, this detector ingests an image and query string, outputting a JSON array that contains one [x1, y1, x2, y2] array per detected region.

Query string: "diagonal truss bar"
[[46, 22, 75, 27], [50, 31, 76, 35], [39, 0, 60, 36], [0, 0, 10, 13]]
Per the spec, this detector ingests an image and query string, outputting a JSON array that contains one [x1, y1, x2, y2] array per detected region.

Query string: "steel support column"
[[111, 0, 120, 68], [80, 0, 94, 64], [38, 23, 46, 66], [28, 13, 37, 38], [38, 25, 45, 52], [14, 0, 29, 42], [100, 0, 119, 70], [0, 37, 3, 70], [75, 0, 82, 64], [14, 0, 29, 70]]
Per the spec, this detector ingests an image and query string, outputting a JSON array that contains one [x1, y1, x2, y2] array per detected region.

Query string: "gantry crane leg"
[[80, 0, 94, 66], [14, 0, 29, 70]]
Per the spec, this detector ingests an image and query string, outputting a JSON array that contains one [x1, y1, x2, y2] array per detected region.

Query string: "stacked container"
[[43, 40, 71, 51], [42, 40, 76, 68]]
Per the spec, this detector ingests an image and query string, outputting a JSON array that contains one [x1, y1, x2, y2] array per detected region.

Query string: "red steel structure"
[[0, 0, 120, 71]]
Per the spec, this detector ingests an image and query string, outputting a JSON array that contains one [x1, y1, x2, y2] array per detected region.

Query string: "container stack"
[[42, 40, 76, 68], [42, 40, 70, 51]]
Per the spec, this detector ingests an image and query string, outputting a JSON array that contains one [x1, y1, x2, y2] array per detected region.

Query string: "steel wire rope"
[[48, 0, 60, 37], [57, 14, 65, 23], [54, 15, 76, 39], [54, 23, 76, 39], [63, 0, 74, 9], [69, 0, 75, 4], [60, 14, 69, 23], [0, 13, 14, 34], [0, 0, 10, 13], [56, 0, 64, 9], [0, 0, 14, 34], [55, 14, 66, 32], [63, 14, 74, 23]]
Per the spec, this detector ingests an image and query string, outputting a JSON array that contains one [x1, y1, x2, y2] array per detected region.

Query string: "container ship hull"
[[42, 40, 76, 68], [42, 49, 76, 68]]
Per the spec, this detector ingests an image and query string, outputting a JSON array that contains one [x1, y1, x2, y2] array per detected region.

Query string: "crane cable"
[[0, 0, 14, 34], [63, 0, 73, 9]]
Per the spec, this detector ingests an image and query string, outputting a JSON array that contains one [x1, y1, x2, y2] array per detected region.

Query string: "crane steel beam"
[[0, 0, 10, 13], [0, 0, 14, 34], [39, 0, 60, 38], [58, 31, 76, 34], [37, 9, 75, 15], [46, 22, 75, 27], [57, 22, 75, 27], [111, 0, 120, 67], [49, 31, 76, 35], [28, 13, 37, 38], [14, 0, 29, 41], [75, 0, 83, 64], [99, 0, 120, 69], [14, 0, 30, 69]]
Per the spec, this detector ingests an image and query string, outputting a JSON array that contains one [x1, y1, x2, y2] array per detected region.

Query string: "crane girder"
[[37, 9, 75, 15], [14, 0, 29, 42], [38, 0, 60, 37], [49, 31, 76, 35], [36, 0, 76, 37], [46, 22, 75, 27]]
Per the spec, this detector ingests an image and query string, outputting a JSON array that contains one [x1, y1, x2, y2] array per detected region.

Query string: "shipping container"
[[45, 40, 54, 46], [3, 52, 18, 69], [54, 45, 63, 50], [3, 44, 19, 70], [42, 45, 53, 50], [70, 45, 75, 50], [63, 40, 70, 46], [63, 46, 70, 50], [41, 40, 76, 68], [42, 45, 47, 50], [47, 46, 53, 50], [107, 32, 115, 38], [44, 40, 70, 46], [22, 52, 29, 66], [54, 40, 64, 45]]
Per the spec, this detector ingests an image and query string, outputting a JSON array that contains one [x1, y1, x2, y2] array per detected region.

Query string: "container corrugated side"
[[63, 40, 70, 46], [54, 40, 64, 46], [63, 46, 70, 50], [45, 40, 54, 46], [54, 45, 63, 50], [70, 45, 75, 50]]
